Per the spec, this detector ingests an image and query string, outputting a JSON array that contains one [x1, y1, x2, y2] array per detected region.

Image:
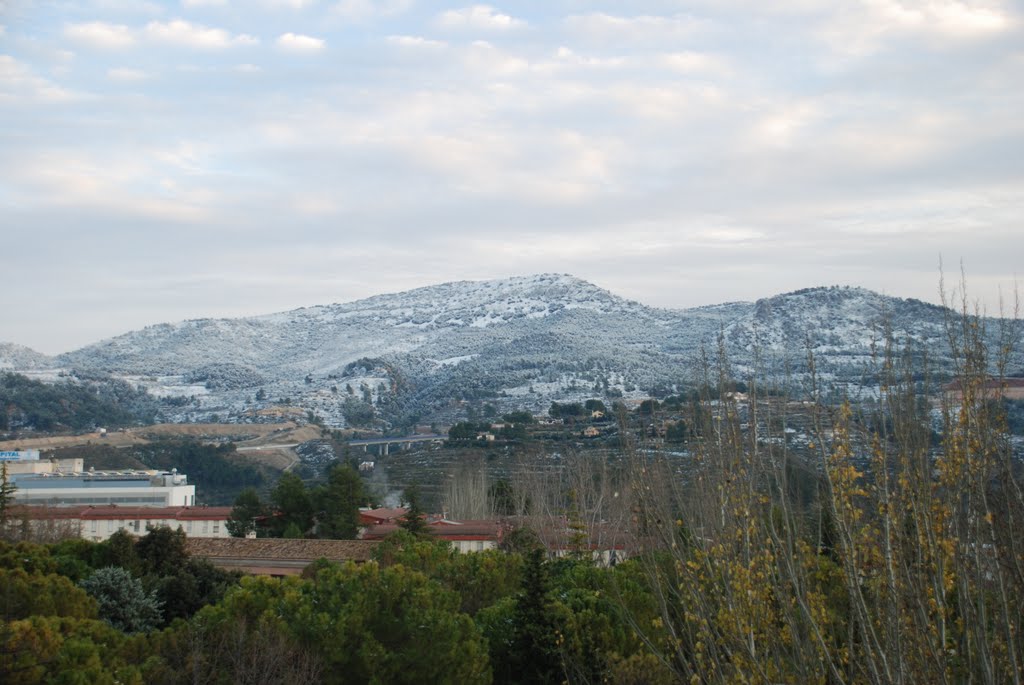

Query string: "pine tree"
[[226, 488, 265, 538], [0, 462, 17, 537], [508, 548, 563, 684], [399, 483, 429, 536]]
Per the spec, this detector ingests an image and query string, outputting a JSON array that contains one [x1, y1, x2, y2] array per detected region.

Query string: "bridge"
[[347, 434, 446, 456]]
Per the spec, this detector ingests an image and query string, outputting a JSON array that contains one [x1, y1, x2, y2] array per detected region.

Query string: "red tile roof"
[[11, 505, 231, 521], [185, 537, 377, 563], [358, 507, 408, 524]]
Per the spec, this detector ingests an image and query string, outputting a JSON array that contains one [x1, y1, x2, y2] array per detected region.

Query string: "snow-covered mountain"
[[0, 343, 54, 370], [3, 275, 1018, 428]]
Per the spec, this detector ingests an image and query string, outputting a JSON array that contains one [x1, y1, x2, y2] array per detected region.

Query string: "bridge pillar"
[[381, 443, 389, 456]]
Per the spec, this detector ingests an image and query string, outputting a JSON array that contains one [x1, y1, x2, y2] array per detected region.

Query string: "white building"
[[4, 451, 196, 507], [13, 505, 232, 541]]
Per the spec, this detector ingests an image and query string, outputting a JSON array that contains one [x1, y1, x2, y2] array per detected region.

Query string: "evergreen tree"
[[507, 548, 563, 684], [226, 487, 265, 538], [0, 462, 16, 537], [79, 566, 162, 633], [315, 464, 364, 539], [399, 483, 429, 536], [270, 472, 313, 537]]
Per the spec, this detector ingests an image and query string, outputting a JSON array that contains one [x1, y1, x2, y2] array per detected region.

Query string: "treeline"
[[132, 440, 266, 505], [0, 528, 674, 685], [0, 372, 157, 432], [226, 465, 368, 539], [1, 527, 242, 683]]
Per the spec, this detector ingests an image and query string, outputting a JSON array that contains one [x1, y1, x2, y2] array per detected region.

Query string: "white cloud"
[[552, 46, 627, 69], [276, 32, 326, 52], [263, 0, 319, 8], [183, 0, 228, 6], [332, 0, 411, 19], [659, 51, 730, 75], [107, 67, 150, 81], [818, 1, 1014, 57], [64, 21, 136, 49], [145, 20, 258, 49], [564, 12, 703, 44], [0, 55, 77, 103], [436, 5, 525, 31], [387, 35, 447, 49]]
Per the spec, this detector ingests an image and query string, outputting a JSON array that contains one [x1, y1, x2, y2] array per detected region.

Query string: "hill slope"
[[3, 275, 1018, 429]]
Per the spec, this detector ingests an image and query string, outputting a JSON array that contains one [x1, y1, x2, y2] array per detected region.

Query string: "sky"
[[2, 0, 1022, 355]]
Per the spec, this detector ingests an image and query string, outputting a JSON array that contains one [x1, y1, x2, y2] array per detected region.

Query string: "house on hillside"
[[943, 377, 1024, 402]]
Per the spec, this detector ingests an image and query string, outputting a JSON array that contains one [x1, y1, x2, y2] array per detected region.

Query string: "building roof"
[[943, 377, 1024, 391], [358, 507, 408, 524], [12, 505, 231, 521], [185, 537, 378, 563], [361, 519, 503, 541]]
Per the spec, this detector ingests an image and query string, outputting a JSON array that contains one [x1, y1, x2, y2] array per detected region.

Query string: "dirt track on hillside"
[[0, 422, 320, 471]]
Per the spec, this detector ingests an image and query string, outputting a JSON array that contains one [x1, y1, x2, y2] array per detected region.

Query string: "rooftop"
[[186, 537, 378, 563]]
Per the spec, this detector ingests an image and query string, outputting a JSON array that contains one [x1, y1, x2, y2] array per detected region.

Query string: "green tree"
[[0, 567, 97, 620], [226, 487, 265, 538], [135, 525, 188, 576], [399, 484, 429, 536], [135, 526, 240, 625], [373, 531, 522, 616], [505, 549, 563, 684], [296, 562, 492, 684], [95, 530, 142, 575], [502, 411, 534, 425], [270, 472, 314, 538], [1, 615, 143, 685], [79, 566, 162, 634], [314, 464, 364, 539], [187, 564, 491, 685], [0, 462, 15, 537]]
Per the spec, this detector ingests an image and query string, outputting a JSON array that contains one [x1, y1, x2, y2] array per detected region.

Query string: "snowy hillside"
[[3, 275, 1018, 429], [0, 343, 54, 370]]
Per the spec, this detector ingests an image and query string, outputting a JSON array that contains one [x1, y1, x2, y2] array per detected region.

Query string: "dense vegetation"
[[226, 464, 367, 538], [132, 440, 267, 505], [0, 527, 674, 685], [0, 372, 157, 432]]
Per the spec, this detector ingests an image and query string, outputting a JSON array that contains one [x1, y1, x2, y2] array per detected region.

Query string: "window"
[[187, 521, 193, 533], [107, 520, 113, 532], [201, 521, 208, 534], [212, 521, 220, 534]]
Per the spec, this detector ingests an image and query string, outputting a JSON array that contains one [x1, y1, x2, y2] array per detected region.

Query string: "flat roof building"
[[11, 469, 196, 507], [3, 448, 195, 508]]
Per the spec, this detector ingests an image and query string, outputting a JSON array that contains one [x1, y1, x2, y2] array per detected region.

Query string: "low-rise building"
[[10, 505, 232, 541], [361, 519, 502, 553]]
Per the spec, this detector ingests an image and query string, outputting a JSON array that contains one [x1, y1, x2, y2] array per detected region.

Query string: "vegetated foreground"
[[2, 293, 1023, 685]]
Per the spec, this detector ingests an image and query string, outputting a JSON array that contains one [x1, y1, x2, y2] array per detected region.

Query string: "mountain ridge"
[[3, 275, 1017, 429]]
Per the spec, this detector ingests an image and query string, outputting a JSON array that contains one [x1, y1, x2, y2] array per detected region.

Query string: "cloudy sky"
[[2, 0, 1022, 354]]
